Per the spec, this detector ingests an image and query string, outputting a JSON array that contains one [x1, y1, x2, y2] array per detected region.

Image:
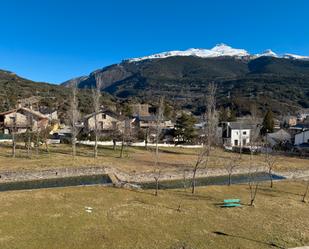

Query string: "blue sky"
[[1, 0, 309, 84]]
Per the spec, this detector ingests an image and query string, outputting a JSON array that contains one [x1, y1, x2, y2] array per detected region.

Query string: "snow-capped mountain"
[[283, 53, 309, 60], [128, 44, 309, 62], [255, 49, 278, 58], [128, 44, 249, 62]]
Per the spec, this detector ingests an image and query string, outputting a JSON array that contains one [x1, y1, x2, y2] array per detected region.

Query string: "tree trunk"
[[72, 138, 76, 158], [94, 114, 98, 158], [45, 141, 49, 153], [269, 169, 273, 188], [154, 178, 159, 196], [113, 139, 116, 150], [27, 134, 31, 158], [249, 184, 259, 206], [12, 133, 16, 158], [36, 134, 39, 155], [228, 172, 232, 186], [192, 167, 197, 194], [94, 135, 98, 158], [302, 181, 309, 203], [120, 137, 124, 158]]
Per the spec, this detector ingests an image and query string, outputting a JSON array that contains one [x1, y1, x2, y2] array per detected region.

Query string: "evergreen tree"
[[175, 113, 197, 144], [262, 109, 274, 134]]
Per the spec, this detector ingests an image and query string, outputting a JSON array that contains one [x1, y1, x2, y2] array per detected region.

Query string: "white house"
[[294, 130, 309, 145], [222, 122, 258, 147]]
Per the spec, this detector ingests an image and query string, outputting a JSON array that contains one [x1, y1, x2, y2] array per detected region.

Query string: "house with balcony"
[[222, 122, 259, 147]]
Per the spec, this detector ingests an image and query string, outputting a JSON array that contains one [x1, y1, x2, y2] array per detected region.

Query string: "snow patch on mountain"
[[128, 44, 309, 62], [283, 53, 309, 60], [255, 49, 278, 58], [128, 44, 249, 62]]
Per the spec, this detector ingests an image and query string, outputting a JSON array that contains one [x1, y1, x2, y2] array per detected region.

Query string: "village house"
[[84, 109, 125, 133], [297, 109, 309, 122], [130, 103, 151, 117], [265, 129, 292, 148], [0, 107, 49, 134], [222, 122, 258, 147], [294, 129, 309, 145], [283, 115, 297, 127], [289, 123, 309, 140], [134, 115, 174, 130]]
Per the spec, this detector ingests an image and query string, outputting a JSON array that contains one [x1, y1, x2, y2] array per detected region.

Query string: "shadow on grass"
[[213, 231, 285, 249], [259, 185, 302, 197]]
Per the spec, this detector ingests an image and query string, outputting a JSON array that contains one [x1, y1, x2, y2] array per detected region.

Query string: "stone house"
[[134, 115, 174, 130], [84, 110, 125, 133], [0, 107, 49, 134], [265, 129, 291, 147], [131, 104, 151, 117]]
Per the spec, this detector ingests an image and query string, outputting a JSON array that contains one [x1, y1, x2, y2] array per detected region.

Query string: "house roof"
[[229, 122, 258, 130], [84, 109, 124, 121], [267, 129, 291, 141], [290, 124, 309, 130], [0, 107, 49, 120], [295, 129, 309, 136], [136, 115, 157, 122]]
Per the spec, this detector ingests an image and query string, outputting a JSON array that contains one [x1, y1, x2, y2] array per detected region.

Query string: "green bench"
[[222, 199, 241, 208]]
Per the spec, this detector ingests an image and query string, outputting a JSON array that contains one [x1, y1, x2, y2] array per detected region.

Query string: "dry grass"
[[0, 143, 308, 175], [0, 181, 308, 249]]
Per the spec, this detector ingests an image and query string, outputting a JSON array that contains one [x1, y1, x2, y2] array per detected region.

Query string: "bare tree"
[[225, 154, 239, 186], [25, 111, 34, 158], [40, 126, 52, 153], [153, 168, 161, 196], [247, 107, 261, 206], [120, 118, 131, 158], [69, 85, 80, 159], [191, 83, 218, 194], [248, 166, 260, 207], [153, 97, 164, 196], [11, 112, 17, 158], [302, 179, 309, 203], [155, 98, 164, 164], [92, 84, 101, 158], [264, 149, 277, 188]]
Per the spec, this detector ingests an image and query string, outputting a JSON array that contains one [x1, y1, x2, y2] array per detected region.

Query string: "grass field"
[[0, 181, 308, 249], [0, 143, 308, 174]]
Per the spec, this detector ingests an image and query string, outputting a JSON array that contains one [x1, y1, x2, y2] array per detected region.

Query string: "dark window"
[[234, 140, 238, 146]]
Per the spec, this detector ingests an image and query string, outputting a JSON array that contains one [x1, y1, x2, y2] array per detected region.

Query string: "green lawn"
[[0, 181, 308, 249]]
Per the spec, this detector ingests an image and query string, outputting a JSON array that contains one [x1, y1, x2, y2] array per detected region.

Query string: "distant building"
[[265, 129, 291, 147], [131, 104, 150, 117], [0, 107, 49, 134], [222, 122, 259, 147], [294, 129, 309, 145], [134, 115, 174, 130], [84, 110, 124, 133], [283, 115, 297, 127], [297, 109, 309, 122]]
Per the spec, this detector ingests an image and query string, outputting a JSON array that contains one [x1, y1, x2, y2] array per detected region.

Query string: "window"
[[234, 140, 238, 146], [102, 114, 106, 119], [243, 131, 247, 135], [99, 121, 103, 130]]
